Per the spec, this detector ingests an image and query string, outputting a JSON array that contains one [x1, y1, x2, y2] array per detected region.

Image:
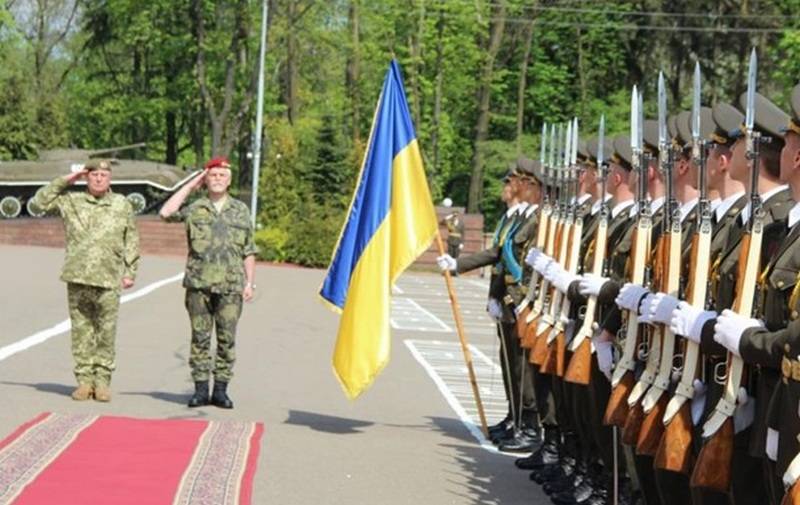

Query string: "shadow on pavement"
[[284, 410, 374, 434], [119, 390, 191, 405], [427, 416, 547, 505], [0, 381, 74, 398]]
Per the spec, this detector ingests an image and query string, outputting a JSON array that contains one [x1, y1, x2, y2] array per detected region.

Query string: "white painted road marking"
[[404, 339, 520, 457], [0, 273, 184, 362]]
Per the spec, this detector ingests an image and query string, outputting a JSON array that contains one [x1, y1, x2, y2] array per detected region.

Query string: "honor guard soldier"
[[437, 166, 528, 442], [31, 159, 140, 402], [710, 88, 800, 505], [674, 93, 792, 505], [160, 157, 257, 409]]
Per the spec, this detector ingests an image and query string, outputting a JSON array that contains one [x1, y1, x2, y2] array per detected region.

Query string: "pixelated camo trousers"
[[67, 282, 121, 386], [185, 289, 243, 382]]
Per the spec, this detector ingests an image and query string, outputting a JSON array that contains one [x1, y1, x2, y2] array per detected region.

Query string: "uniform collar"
[[714, 191, 745, 222], [611, 199, 634, 219], [525, 203, 539, 217], [650, 196, 666, 214], [680, 197, 699, 223], [591, 194, 612, 215], [740, 185, 788, 225], [789, 202, 800, 229]]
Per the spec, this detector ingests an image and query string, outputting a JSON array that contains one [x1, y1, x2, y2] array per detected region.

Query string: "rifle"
[[604, 87, 653, 428], [655, 62, 708, 474], [534, 166, 570, 367], [782, 447, 800, 505], [531, 127, 568, 365], [565, 116, 609, 385], [691, 49, 763, 493], [543, 118, 581, 377], [637, 73, 682, 456], [526, 124, 561, 352], [517, 124, 552, 344]]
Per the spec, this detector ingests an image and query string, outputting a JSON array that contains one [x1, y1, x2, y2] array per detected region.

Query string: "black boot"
[[211, 381, 234, 409], [516, 425, 559, 470], [188, 381, 210, 407]]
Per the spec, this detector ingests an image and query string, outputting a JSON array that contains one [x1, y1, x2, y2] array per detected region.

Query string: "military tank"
[[0, 143, 200, 218]]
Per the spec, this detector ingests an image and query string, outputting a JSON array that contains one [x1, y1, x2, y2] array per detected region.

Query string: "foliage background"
[[1, 0, 798, 266]]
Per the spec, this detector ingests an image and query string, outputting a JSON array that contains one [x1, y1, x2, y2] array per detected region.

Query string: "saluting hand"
[[66, 169, 89, 185]]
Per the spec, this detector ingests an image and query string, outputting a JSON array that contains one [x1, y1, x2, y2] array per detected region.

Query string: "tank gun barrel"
[[87, 142, 147, 158]]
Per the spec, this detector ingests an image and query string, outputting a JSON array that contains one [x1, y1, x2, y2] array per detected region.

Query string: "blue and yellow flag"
[[320, 60, 437, 399]]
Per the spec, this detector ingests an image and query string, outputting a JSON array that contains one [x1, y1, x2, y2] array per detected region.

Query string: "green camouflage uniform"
[[33, 176, 140, 386], [165, 196, 256, 382]]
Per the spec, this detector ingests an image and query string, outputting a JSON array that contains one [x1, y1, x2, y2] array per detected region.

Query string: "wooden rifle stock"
[[636, 394, 668, 456], [540, 330, 566, 376], [693, 229, 759, 491], [783, 480, 800, 505], [516, 305, 531, 341], [604, 370, 634, 427], [521, 319, 538, 349], [655, 402, 694, 474], [622, 402, 646, 446], [530, 323, 551, 365], [690, 418, 734, 492], [564, 337, 591, 385]]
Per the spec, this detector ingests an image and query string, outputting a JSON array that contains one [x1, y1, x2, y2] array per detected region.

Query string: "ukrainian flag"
[[320, 60, 438, 399]]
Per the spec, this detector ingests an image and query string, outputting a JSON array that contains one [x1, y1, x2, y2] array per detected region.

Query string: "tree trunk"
[[467, 0, 506, 213], [346, 0, 361, 145], [431, 4, 444, 181], [408, 0, 425, 129], [286, 0, 299, 124], [516, 11, 535, 156]]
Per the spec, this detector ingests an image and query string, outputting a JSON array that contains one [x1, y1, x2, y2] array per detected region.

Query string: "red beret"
[[204, 156, 231, 170]]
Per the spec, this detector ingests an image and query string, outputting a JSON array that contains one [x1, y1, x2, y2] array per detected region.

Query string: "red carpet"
[[0, 413, 264, 505]]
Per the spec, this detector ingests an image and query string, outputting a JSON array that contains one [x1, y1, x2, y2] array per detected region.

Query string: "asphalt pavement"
[[0, 244, 550, 504]]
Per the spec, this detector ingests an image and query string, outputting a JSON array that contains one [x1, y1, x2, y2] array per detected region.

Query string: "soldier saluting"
[[160, 157, 257, 409], [32, 159, 140, 402]]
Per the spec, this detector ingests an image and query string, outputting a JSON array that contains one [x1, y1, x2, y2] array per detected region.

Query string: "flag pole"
[[433, 232, 489, 438]]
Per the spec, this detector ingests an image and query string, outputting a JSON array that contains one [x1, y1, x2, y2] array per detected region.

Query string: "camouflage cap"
[[84, 159, 112, 172], [736, 91, 789, 140], [611, 135, 633, 171], [711, 102, 743, 145]]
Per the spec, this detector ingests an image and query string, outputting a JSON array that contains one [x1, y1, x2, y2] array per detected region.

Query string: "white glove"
[[766, 428, 779, 462], [436, 254, 457, 272], [669, 302, 717, 344], [615, 283, 649, 311], [713, 309, 763, 357], [733, 387, 755, 434], [525, 247, 542, 268], [594, 337, 614, 381], [691, 379, 707, 426], [459, 243, 464, 250], [637, 293, 658, 325], [578, 274, 609, 297], [554, 270, 578, 294], [487, 298, 503, 321], [533, 254, 554, 275], [544, 262, 564, 283], [649, 292, 681, 324]]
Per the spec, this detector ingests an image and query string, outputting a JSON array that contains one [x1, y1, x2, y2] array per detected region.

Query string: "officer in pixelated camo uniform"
[[159, 156, 257, 409], [32, 159, 140, 402]]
